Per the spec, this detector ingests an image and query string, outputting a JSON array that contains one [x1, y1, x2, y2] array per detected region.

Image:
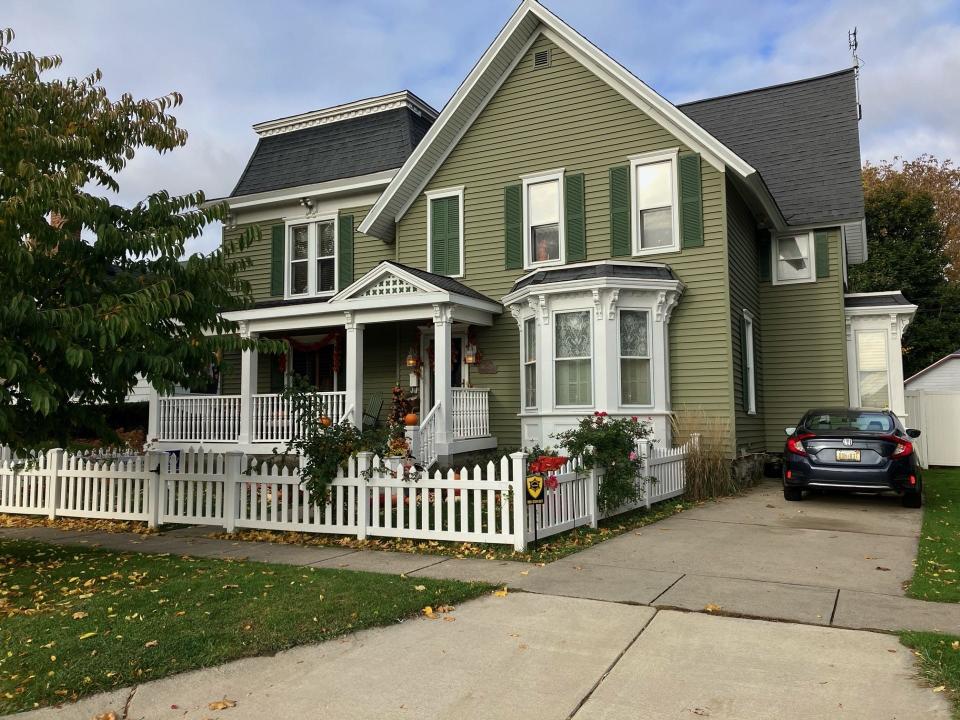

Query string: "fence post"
[[146, 450, 164, 529], [356, 452, 372, 540], [638, 439, 651, 510], [45, 448, 63, 520], [509, 451, 528, 552], [223, 451, 243, 533], [587, 468, 599, 529]]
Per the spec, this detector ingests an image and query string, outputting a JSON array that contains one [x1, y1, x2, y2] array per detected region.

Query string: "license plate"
[[836, 449, 861, 462]]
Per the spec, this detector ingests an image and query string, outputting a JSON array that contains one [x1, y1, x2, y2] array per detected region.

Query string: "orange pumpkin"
[[404, 412, 419, 426], [320, 415, 332, 427]]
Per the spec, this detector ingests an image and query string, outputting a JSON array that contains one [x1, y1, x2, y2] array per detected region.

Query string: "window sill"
[[524, 259, 564, 271], [633, 244, 679, 257], [770, 277, 816, 286]]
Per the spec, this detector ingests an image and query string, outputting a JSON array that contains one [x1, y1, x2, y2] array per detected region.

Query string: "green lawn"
[[910, 468, 960, 602], [900, 631, 960, 717], [0, 539, 490, 714]]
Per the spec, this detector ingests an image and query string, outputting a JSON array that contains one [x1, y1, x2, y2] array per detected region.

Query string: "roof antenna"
[[849, 27, 863, 120]]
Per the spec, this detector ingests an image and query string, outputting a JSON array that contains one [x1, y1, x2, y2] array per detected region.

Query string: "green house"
[[146, 0, 915, 466]]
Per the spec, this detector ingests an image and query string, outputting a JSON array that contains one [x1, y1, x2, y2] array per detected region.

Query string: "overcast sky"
[[7, 0, 959, 255]]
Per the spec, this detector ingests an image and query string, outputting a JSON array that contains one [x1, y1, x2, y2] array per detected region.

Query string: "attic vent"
[[533, 49, 551, 70]]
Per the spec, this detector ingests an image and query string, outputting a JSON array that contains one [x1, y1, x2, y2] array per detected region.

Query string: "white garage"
[[905, 348, 960, 467]]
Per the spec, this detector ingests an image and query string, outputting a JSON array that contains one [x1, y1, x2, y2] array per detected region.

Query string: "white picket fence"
[[0, 438, 691, 551]]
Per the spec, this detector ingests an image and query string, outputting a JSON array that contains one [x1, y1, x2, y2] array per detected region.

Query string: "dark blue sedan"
[[782, 408, 923, 508]]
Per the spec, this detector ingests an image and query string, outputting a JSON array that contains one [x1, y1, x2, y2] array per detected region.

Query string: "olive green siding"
[[219, 348, 284, 396], [759, 227, 848, 449], [727, 180, 765, 453], [344, 204, 395, 277], [394, 35, 732, 446]]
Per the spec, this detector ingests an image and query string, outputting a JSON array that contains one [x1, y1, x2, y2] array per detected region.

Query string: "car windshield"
[[803, 411, 895, 433]]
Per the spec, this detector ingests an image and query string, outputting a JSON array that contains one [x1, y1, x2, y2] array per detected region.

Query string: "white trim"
[[425, 186, 466, 278], [522, 316, 537, 410], [616, 308, 654, 408], [522, 168, 566, 270], [221, 170, 397, 211], [742, 308, 756, 415], [771, 231, 816, 286], [552, 308, 594, 409], [358, 0, 768, 240], [629, 148, 680, 256], [252, 91, 438, 137], [283, 215, 338, 300]]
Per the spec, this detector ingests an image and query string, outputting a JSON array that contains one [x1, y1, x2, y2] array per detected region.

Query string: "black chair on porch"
[[362, 394, 383, 429]]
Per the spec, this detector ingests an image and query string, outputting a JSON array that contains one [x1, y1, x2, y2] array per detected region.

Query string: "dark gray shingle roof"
[[512, 263, 678, 292], [231, 108, 433, 197], [386, 262, 498, 304], [844, 292, 912, 308], [679, 69, 864, 227]]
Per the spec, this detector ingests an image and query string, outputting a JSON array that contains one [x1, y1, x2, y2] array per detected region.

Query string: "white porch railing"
[[418, 403, 440, 468], [252, 392, 347, 444], [452, 388, 490, 439], [157, 395, 241, 442]]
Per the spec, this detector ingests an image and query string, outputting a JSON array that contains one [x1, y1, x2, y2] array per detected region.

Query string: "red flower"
[[631, 416, 638, 422], [529, 456, 568, 473], [546, 474, 559, 490]]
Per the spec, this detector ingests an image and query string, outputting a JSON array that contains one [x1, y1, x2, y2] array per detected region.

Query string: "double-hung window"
[[856, 330, 889, 408], [523, 318, 537, 409], [522, 170, 564, 267], [619, 310, 651, 406], [554, 310, 592, 406], [631, 150, 679, 254], [773, 232, 815, 284], [288, 219, 337, 297]]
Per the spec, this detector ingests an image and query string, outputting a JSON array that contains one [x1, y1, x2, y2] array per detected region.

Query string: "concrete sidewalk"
[[13, 599, 950, 720]]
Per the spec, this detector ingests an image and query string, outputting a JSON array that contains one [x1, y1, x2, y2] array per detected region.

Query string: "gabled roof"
[[679, 69, 864, 227], [358, 0, 785, 241], [230, 92, 437, 198], [905, 348, 960, 386], [332, 261, 499, 308]]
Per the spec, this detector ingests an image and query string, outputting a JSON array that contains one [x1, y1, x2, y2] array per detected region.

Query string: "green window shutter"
[[740, 314, 750, 412], [758, 233, 772, 282], [814, 230, 830, 279], [504, 184, 523, 270], [270, 225, 284, 297], [609, 165, 631, 257], [338, 214, 354, 289], [430, 197, 448, 275], [679, 152, 703, 248], [565, 172, 586, 262], [445, 196, 461, 275]]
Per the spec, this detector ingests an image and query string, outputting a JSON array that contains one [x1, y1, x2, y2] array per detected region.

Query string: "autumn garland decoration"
[[553, 412, 654, 513]]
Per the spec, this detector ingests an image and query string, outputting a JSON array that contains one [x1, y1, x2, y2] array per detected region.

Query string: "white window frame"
[[772, 231, 816, 286], [284, 215, 338, 299], [854, 328, 891, 409], [425, 185, 465, 277], [522, 317, 537, 409], [552, 308, 593, 408], [629, 148, 680, 256], [521, 168, 565, 270], [743, 309, 756, 415], [617, 308, 654, 408]]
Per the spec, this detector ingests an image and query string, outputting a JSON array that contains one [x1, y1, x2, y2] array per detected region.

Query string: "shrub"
[[672, 408, 763, 501]]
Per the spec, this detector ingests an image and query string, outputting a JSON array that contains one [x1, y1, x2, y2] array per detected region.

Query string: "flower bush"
[[553, 412, 654, 513]]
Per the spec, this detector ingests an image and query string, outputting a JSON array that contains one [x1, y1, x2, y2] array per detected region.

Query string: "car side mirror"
[[906, 428, 921, 439], [784, 426, 796, 436]]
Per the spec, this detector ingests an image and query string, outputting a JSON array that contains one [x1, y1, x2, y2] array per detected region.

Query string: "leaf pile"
[[0, 513, 156, 535]]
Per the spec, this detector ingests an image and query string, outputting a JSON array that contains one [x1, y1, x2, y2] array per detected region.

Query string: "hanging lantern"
[[405, 348, 419, 368], [464, 343, 478, 365]]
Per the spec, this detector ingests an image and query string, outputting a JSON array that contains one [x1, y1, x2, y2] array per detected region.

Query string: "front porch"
[[146, 262, 502, 466]]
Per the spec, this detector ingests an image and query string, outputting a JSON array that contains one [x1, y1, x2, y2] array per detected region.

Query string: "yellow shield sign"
[[525, 475, 545, 505]]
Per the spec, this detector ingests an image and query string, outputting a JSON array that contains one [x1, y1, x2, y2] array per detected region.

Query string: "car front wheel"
[[784, 487, 803, 502], [902, 492, 922, 509]]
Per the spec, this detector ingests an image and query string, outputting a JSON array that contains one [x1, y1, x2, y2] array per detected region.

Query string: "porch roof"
[[223, 262, 502, 333]]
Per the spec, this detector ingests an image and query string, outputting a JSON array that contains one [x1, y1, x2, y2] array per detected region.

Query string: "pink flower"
[[629, 451, 638, 461], [546, 474, 559, 490], [631, 416, 638, 422]]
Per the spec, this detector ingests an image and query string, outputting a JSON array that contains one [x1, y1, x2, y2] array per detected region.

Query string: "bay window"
[[856, 330, 889, 408], [619, 310, 651, 405], [554, 310, 592, 406], [523, 317, 537, 409]]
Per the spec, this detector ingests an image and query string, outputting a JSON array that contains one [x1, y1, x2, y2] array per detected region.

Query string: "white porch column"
[[345, 312, 364, 425], [433, 303, 454, 452], [237, 324, 258, 445]]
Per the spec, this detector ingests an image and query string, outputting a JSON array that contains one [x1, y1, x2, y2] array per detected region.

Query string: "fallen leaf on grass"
[[208, 699, 237, 710], [933, 686, 946, 693], [422, 606, 434, 618], [144, 640, 158, 648], [413, 585, 426, 592], [952, 641, 959, 651], [704, 604, 722, 613], [71, 611, 88, 620], [78, 632, 98, 640]]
